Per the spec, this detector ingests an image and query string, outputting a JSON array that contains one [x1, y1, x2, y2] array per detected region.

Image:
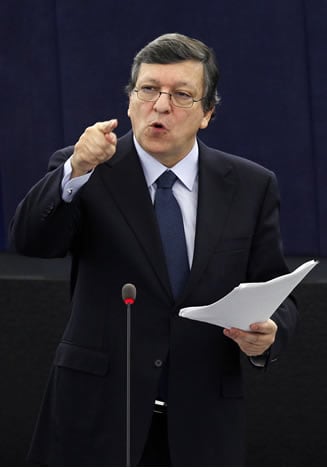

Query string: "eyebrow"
[[138, 78, 195, 89]]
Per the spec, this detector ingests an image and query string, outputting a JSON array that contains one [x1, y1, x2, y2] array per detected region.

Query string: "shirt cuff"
[[249, 349, 271, 369], [61, 157, 93, 202]]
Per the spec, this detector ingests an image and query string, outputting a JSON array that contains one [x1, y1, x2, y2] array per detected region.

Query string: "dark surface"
[[0, 273, 326, 466], [244, 282, 327, 466]]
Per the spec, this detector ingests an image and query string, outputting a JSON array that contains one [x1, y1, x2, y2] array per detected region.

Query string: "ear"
[[199, 108, 214, 129], [127, 96, 132, 117]]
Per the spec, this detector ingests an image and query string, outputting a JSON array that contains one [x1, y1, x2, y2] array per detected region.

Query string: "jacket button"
[[154, 359, 163, 368]]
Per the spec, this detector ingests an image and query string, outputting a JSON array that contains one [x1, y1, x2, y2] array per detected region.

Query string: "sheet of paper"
[[179, 259, 318, 330]]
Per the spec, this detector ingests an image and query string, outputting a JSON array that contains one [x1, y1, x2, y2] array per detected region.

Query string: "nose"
[[153, 92, 172, 113]]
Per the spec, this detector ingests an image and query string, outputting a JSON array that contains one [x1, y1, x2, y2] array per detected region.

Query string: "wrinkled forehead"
[[136, 61, 205, 90]]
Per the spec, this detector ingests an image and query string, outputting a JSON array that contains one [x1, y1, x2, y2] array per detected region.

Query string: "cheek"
[[185, 115, 207, 133], [128, 101, 146, 122]]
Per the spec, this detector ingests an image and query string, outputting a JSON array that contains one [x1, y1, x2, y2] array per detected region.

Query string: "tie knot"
[[156, 170, 178, 189]]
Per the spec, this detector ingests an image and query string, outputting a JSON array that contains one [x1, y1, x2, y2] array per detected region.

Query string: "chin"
[[143, 142, 168, 157]]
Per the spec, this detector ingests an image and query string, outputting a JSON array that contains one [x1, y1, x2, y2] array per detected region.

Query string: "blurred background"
[[1, 0, 326, 256], [0, 0, 326, 466]]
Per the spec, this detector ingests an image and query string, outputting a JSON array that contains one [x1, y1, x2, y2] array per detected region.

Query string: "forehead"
[[136, 60, 205, 89]]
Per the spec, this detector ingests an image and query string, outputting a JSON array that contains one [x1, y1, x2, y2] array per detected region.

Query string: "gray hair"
[[126, 33, 220, 114]]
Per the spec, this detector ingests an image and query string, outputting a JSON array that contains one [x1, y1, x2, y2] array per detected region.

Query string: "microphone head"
[[122, 283, 136, 305]]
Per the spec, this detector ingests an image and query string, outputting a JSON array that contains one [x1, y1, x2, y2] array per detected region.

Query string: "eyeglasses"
[[134, 87, 205, 108]]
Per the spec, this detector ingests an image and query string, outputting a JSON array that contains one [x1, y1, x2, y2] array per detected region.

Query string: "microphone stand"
[[122, 284, 136, 467], [126, 300, 131, 467]]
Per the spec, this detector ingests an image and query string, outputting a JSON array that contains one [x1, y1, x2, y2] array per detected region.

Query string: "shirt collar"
[[133, 135, 199, 191]]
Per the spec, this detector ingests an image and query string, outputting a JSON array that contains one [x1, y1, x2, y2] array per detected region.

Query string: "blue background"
[[1, 0, 326, 255]]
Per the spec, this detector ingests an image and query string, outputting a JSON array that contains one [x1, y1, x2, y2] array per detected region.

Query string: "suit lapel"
[[99, 133, 238, 305], [99, 133, 172, 300], [180, 141, 238, 303]]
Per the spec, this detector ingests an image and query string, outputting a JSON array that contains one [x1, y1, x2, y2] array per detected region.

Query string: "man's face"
[[128, 60, 213, 167]]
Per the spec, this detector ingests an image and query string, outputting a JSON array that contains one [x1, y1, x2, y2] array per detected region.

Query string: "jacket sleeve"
[[9, 146, 81, 258], [246, 172, 299, 368]]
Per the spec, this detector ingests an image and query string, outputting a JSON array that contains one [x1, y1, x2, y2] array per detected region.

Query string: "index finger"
[[97, 119, 118, 134]]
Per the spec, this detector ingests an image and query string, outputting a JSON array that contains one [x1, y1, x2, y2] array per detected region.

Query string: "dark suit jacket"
[[10, 131, 298, 466]]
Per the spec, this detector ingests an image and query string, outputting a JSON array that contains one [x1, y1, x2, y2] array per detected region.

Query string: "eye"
[[140, 85, 158, 94], [174, 91, 192, 100]]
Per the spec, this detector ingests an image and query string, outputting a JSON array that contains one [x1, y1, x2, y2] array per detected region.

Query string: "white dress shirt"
[[134, 137, 198, 267], [61, 136, 199, 267]]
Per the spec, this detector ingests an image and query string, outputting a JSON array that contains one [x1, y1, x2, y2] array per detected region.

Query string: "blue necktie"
[[154, 170, 190, 401], [154, 170, 190, 299]]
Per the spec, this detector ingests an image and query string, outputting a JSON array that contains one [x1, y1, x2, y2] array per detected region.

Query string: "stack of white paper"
[[179, 260, 318, 330]]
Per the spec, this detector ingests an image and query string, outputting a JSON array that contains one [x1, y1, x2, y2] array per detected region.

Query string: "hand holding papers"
[[179, 260, 318, 331]]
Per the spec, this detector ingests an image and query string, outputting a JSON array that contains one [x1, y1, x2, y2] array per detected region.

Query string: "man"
[[10, 33, 298, 466]]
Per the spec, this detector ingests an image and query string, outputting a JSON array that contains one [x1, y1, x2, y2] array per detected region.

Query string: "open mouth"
[[151, 122, 166, 130]]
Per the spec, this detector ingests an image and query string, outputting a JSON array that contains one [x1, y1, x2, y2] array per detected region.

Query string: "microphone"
[[122, 283, 137, 305], [122, 283, 136, 467]]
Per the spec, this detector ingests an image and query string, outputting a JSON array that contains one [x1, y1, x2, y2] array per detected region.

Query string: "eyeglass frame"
[[133, 87, 205, 108]]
